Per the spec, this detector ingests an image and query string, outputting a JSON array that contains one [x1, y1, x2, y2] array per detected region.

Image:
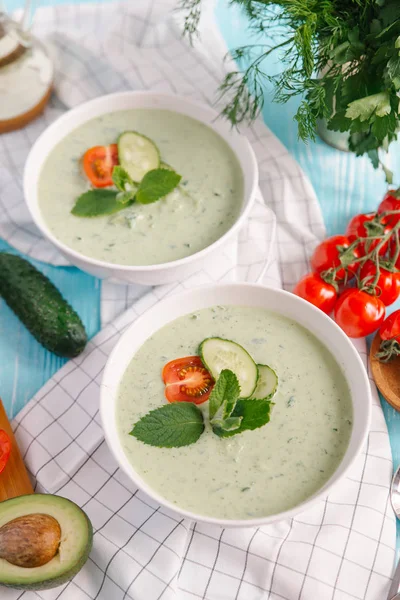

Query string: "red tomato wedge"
[[0, 429, 11, 474], [82, 144, 118, 188], [162, 356, 214, 404]]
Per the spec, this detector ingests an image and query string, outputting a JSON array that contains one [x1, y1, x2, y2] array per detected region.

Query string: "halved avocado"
[[0, 494, 93, 590]]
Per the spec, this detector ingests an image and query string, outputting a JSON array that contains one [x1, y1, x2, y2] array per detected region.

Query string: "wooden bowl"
[[370, 332, 400, 412]]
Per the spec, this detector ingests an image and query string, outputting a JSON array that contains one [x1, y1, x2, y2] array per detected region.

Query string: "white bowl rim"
[[100, 282, 371, 528], [23, 91, 258, 272]]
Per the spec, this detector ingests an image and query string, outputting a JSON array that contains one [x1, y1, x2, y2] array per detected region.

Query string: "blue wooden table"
[[2, 0, 400, 548]]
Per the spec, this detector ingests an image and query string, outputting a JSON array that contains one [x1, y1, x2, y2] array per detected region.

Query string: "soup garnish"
[[129, 338, 278, 448], [72, 131, 183, 217]]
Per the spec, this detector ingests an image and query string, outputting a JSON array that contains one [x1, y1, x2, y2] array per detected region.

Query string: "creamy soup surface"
[[38, 109, 244, 265], [116, 305, 353, 520]]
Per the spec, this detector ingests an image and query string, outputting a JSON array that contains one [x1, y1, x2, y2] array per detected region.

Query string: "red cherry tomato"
[[310, 235, 359, 281], [346, 213, 391, 256], [162, 356, 214, 404], [379, 310, 400, 341], [334, 289, 385, 338], [377, 188, 400, 226], [293, 273, 337, 314], [0, 429, 11, 474], [82, 144, 118, 188], [359, 261, 400, 306]]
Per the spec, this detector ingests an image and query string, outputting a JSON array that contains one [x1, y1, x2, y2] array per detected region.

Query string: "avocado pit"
[[0, 513, 61, 568]]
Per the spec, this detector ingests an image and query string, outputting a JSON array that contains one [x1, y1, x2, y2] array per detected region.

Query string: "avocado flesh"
[[0, 494, 93, 590]]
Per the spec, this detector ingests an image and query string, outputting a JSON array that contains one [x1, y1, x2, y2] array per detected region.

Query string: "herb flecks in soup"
[[117, 305, 353, 520], [38, 110, 244, 266]]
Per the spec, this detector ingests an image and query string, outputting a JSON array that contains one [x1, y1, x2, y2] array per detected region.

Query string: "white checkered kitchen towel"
[[0, 1, 397, 599]]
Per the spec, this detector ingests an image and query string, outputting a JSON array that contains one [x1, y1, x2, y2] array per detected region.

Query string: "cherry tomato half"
[[334, 289, 385, 338], [0, 429, 11, 474], [359, 260, 400, 306], [310, 235, 359, 281], [293, 273, 337, 314], [82, 144, 118, 188], [346, 213, 391, 256], [162, 356, 214, 404], [377, 188, 400, 226]]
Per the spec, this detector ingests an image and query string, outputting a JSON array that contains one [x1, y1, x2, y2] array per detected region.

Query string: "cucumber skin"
[[0, 253, 87, 358]]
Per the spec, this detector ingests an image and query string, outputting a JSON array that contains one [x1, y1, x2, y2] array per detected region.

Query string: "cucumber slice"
[[199, 338, 258, 398], [250, 364, 278, 400], [118, 132, 160, 182]]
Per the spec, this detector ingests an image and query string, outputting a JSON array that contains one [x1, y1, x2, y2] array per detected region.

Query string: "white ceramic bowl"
[[23, 92, 258, 285], [100, 283, 371, 528]]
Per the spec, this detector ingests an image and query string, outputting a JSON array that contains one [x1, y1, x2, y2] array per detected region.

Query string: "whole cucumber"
[[0, 253, 87, 358]]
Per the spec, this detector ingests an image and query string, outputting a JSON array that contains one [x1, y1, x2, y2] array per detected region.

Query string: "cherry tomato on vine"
[[310, 235, 359, 281], [359, 261, 400, 306], [82, 144, 119, 188], [0, 429, 11, 474], [345, 213, 392, 256], [334, 289, 385, 338], [162, 356, 214, 404], [293, 273, 337, 314], [379, 310, 400, 342], [377, 188, 400, 226], [389, 232, 400, 269]]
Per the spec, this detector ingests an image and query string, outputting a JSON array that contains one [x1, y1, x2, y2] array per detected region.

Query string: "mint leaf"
[[212, 399, 272, 438], [129, 402, 204, 448], [136, 168, 181, 205], [209, 369, 240, 420], [71, 189, 131, 217]]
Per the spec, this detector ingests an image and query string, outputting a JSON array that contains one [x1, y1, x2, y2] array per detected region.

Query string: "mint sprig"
[[209, 369, 272, 437], [129, 402, 204, 448], [212, 398, 272, 438], [72, 166, 182, 217], [209, 369, 240, 420], [71, 189, 130, 217], [112, 166, 137, 204]]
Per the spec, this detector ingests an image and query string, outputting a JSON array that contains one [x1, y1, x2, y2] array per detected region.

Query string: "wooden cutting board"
[[0, 399, 34, 501]]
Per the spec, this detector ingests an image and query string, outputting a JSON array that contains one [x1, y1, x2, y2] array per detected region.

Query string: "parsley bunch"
[[180, 0, 400, 182]]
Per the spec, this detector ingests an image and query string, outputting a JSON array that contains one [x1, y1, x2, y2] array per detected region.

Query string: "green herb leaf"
[[130, 402, 204, 448], [345, 92, 391, 122], [212, 399, 272, 438], [136, 168, 181, 205], [209, 369, 240, 420], [112, 166, 137, 204], [211, 416, 242, 431], [71, 189, 131, 217]]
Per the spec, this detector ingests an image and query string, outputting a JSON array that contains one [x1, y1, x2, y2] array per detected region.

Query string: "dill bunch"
[[180, 0, 400, 182]]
